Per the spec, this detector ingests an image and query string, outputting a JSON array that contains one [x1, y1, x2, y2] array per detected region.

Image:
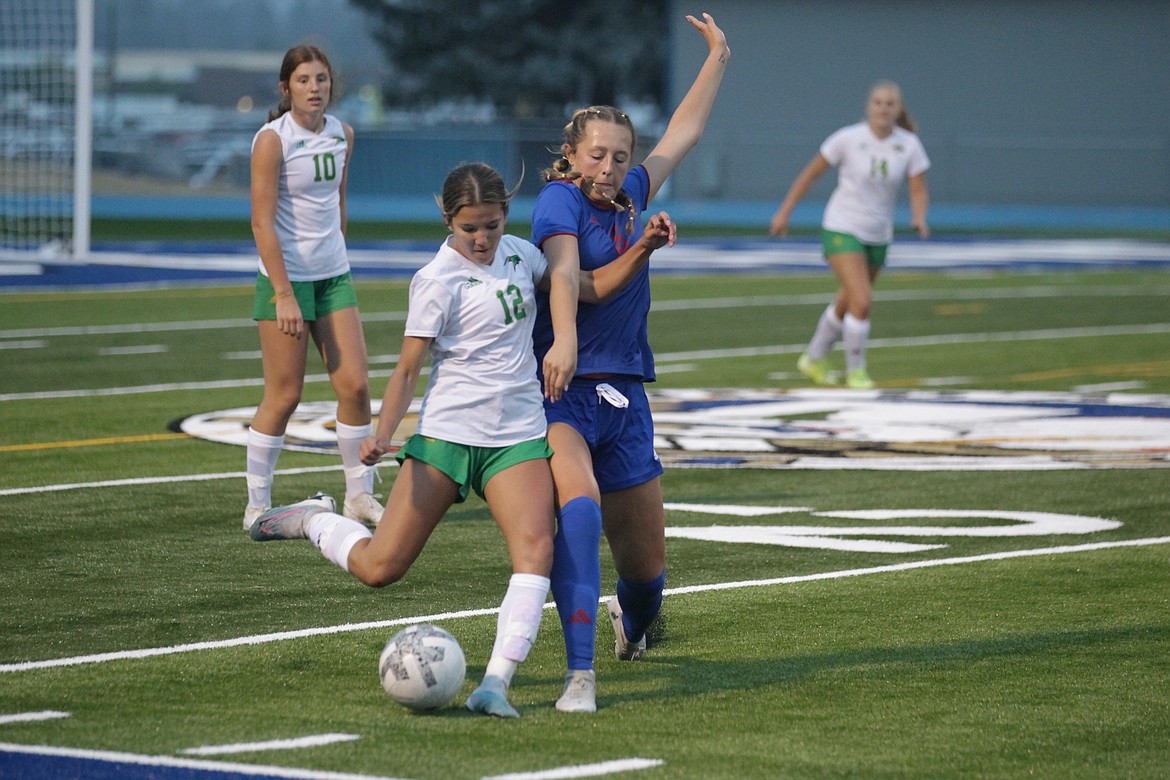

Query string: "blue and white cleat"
[[607, 597, 647, 661], [249, 493, 335, 541], [465, 675, 519, 719]]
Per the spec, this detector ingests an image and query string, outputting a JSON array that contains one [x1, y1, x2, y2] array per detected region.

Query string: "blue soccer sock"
[[550, 496, 602, 671], [616, 569, 665, 644]]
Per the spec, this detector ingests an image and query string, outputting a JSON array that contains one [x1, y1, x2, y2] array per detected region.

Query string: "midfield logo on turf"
[[172, 389, 1170, 470]]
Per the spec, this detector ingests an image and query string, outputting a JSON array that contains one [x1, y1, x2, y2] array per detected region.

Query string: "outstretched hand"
[[685, 12, 730, 61], [641, 211, 676, 250]]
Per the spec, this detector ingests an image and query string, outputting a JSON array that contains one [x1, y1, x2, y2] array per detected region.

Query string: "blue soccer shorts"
[[544, 376, 663, 493]]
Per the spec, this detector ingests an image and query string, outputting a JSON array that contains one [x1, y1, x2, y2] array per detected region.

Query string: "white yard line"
[[3, 536, 1167, 675], [3, 323, 1168, 402], [0, 464, 352, 497]]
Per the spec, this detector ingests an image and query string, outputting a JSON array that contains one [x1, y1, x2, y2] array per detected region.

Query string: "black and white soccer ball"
[[379, 623, 466, 710]]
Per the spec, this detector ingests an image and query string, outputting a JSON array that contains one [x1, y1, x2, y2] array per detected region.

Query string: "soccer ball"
[[378, 623, 466, 710]]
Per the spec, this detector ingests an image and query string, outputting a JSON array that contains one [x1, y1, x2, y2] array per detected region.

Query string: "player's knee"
[[332, 373, 370, 407], [263, 386, 303, 418], [356, 561, 408, 588]]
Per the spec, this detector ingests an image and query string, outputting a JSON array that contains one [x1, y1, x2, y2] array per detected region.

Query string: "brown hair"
[[543, 106, 638, 233], [269, 44, 337, 121], [436, 162, 522, 223]]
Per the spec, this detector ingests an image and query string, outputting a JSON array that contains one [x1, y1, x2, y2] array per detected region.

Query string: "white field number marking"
[[0, 711, 70, 725], [181, 733, 360, 756], [664, 505, 1121, 553]]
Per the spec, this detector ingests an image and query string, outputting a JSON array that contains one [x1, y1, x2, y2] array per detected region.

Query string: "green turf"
[[1, 264, 1168, 778]]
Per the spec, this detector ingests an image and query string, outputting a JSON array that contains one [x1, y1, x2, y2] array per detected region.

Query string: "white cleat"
[[242, 505, 269, 531], [608, 597, 647, 661], [249, 493, 335, 541], [555, 669, 596, 713], [343, 492, 385, 526]]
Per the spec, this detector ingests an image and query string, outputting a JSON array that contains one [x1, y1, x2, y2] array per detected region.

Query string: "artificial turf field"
[[1, 239, 1169, 779]]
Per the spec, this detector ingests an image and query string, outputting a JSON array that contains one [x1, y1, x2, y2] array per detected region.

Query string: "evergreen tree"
[[348, 0, 667, 118]]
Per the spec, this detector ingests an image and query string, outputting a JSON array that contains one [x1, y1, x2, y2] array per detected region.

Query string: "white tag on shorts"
[[596, 383, 629, 408]]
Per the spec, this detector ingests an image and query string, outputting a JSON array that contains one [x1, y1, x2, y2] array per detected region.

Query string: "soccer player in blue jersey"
[[530, 12, 730, 713], [250, 162, 674, 718]]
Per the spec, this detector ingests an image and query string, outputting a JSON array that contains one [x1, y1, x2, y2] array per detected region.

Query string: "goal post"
[[0, 0, 92, 264], [73, 0, 93, 263]]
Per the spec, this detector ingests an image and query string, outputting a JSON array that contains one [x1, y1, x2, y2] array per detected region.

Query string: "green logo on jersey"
[[465, 277, 483, 288], [505, 255, 522, 268]]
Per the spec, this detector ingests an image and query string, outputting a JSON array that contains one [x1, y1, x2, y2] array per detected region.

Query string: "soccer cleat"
[[242, 505, 269, 531], [797, 353, 840, 386], [249, 493, 336, 541], [846, 367, 876, 390], [343, 492, 385, 526], [607, 597, 646, 661], [555, 669, 597, 713], [465, 675, 519, 719]]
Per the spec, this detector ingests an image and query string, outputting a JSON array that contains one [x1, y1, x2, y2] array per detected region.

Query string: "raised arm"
[[578, 212, 675, 303], [641, 12, 730, 201], [769, 153, 831, 237], [360, 335, 431, 465]]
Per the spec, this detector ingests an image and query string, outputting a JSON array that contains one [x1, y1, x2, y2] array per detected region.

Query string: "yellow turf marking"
[[1011, 360, 1170, 382], [932, 302, 986, 316], [0, 432, 189, 453]]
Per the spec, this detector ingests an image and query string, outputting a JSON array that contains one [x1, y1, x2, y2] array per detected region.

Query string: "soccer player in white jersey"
[[249, 162, 675, 718], [244, 45, 383, 531], [770, 80, 931, 389]]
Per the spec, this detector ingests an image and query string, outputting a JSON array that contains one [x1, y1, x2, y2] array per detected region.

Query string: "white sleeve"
[[907, 134, 931, 177], [818, 126, 850, 166], [403, 275, 451, 338], [527, 242, 548, 285]]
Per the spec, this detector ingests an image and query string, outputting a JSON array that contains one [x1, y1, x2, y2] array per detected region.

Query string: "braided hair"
[[544, 106, 639, 234]]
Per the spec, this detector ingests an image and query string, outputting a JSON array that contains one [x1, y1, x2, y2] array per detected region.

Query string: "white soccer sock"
[[807, 303, 844, 360], [245, 428, 284, 509], [336, 420, 375, 499], [485, 573, 550, 687], [843, 313, 871, 373], [305, 512, 372, 572]]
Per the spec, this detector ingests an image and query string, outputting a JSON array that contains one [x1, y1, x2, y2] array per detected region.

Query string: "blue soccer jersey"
[[531, 165, 654, 381]]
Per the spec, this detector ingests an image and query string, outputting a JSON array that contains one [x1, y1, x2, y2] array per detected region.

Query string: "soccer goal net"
[[0, 0, 91, 264]]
